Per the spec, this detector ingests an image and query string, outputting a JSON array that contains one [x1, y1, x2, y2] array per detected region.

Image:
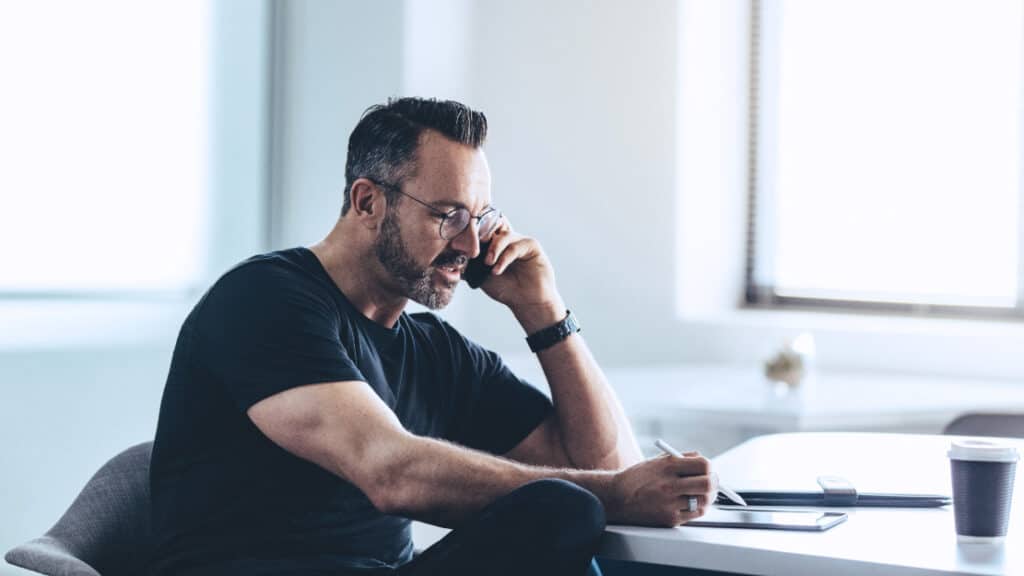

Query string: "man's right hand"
[[605, 453, 718, 527]]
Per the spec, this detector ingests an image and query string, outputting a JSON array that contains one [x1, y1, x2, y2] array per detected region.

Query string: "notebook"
[[715, 475, 951, 507]]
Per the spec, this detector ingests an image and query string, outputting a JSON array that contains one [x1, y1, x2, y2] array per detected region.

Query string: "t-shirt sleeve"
[[194, 261, 366, 411], [445, 326, 553, 455]]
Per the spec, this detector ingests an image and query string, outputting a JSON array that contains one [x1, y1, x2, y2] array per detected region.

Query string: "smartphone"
[[686, 508, 847, 532], [462, 241, 493, 289]]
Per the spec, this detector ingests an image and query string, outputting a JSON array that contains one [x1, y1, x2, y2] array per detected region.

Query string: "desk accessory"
[[687, 507, 847, 532], [713, 474, 951, 508], [948, 439, 1018, 543]]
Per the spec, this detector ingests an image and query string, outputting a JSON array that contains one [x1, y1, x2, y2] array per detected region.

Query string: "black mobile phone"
[[463, 242, 493, 289]]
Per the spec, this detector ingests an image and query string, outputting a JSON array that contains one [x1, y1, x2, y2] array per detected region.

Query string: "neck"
[[310, 221, 407, 328]]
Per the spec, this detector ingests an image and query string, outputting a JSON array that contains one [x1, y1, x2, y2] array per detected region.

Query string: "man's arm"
[[480, 229, 644, 471], [248, 380, 714, 529], [502, 305, 643, 470]]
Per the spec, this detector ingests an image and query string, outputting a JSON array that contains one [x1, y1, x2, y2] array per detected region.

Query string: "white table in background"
[[500, 357, 1024, 456], [598, 364, 1024, 434], [599, 432, 1023, 576]]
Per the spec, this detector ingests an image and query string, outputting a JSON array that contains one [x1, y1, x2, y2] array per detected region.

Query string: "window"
[[0, 0, 209, 295], [747, 0, 1023, 315]]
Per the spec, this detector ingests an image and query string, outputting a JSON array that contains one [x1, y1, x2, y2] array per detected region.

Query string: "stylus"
[[655, 439, 748, 507]]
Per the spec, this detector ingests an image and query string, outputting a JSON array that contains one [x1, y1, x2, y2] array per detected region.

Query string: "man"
[[148, 97, 717, 576]]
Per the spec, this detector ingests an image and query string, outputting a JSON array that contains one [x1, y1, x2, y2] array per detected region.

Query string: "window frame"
[[742, 0, 1024, 321]]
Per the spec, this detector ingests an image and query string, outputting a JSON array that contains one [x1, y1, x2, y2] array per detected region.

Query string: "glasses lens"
[[478, 210, 502, 240], [441, 208, 471, 239]]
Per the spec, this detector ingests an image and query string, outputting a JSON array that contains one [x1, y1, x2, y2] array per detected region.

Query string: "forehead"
[[405, 130, 491, 211]]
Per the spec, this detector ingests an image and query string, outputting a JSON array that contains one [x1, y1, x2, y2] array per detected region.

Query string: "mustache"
[[432, 252, 468, 269]]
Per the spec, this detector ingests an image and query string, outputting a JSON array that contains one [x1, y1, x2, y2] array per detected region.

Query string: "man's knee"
[[512, 479, 606, 547]]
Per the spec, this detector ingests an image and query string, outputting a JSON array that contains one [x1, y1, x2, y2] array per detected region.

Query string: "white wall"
[[270, 0, 405, 249], [454, 0, 687, 365]]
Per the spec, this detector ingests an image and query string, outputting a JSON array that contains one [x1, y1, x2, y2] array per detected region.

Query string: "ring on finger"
[[687, 496, 698, 512]]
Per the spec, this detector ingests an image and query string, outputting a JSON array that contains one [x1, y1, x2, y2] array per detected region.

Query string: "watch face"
[[563, 313, 579, 336]]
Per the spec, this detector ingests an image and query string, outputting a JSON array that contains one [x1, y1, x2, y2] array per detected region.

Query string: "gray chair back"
[[5, 442, 155, 576], [944, 413, 1024, 439]]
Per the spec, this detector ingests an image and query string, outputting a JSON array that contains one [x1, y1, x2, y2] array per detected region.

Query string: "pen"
[[655, 438, 748, 507]]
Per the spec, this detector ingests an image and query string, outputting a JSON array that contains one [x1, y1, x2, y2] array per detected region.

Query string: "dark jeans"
[[174, 479, 732, 576], [391, 478, 606, 576]]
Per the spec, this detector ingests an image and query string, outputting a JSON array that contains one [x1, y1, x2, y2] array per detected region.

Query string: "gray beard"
[[374, 209, 458, 310]]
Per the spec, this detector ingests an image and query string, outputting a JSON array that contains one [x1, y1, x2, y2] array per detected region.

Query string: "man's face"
[[373, 131, 492, 309]]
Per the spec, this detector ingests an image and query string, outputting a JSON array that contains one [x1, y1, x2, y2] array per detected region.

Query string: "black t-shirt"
[[148, 248, 552, 576]]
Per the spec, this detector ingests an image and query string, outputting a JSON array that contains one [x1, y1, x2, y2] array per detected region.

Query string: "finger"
[[671, 474, 714, 498], [492, 239, 534, 275], [669, 500, 710, 526], [493, 214, 512, 236], [483, 228, 518, 265], [492, 241, 525, 275], [668, 455, 711, 477], [478, 214, 507, 244], [679, 494, 708, 511]]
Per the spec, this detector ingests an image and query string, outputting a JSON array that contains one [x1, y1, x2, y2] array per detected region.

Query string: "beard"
[[374, 208, 466, 310]]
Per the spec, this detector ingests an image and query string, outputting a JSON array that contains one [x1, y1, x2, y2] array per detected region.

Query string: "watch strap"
[[526, 310, 580, 353]]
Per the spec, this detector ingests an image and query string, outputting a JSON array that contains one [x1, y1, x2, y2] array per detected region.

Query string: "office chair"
[[5, 442, 155, 576], [943, 413, 1024, 439]]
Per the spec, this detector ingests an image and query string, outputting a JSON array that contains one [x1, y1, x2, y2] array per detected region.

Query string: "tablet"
[[685, 508, 847, 531]]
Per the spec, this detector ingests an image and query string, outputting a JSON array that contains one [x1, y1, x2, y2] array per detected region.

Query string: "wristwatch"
[[526, 310, 580, 353]]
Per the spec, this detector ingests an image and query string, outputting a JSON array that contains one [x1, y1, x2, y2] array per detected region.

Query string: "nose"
[[450, 219, 482, 259]]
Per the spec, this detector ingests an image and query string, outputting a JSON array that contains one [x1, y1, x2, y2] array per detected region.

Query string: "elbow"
[[571, 443, 639, 471], [602, 445, 644, 469], [565, 434, 622, 471], [365, 472, 407, 515], [600, 453, 627, 471], [367, 485, 402, 516], [359, 435, 419, 515], [602, 446, 645, 470]]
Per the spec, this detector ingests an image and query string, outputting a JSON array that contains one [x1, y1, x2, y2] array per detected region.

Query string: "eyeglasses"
[[369, 179, 503, 241]]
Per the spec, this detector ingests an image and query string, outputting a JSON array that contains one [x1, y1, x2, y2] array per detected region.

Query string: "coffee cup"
[[947, 439, 1019, 543]]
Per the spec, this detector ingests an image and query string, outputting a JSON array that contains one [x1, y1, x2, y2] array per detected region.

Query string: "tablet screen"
[[686, 508, 847, 531]]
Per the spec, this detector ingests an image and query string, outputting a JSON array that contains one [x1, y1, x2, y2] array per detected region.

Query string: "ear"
[[349, 178, 388, 229]]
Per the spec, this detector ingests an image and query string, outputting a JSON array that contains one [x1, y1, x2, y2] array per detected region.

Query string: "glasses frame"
[[367, 178, 501, 241]]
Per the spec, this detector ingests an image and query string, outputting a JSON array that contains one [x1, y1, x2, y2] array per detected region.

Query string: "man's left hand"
[[477, 219, 565, 327]]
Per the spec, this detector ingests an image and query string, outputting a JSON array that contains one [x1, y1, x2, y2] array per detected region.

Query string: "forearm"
[[514, 302, 644, 470], [251, 381, 625, 529], [379, 433, 619, 527]]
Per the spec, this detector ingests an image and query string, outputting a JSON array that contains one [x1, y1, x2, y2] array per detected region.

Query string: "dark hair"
[[342, 97, 488, 215]]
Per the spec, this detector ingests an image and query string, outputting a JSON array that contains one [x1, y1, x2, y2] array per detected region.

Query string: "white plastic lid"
[[948, 439, 1020, 463]]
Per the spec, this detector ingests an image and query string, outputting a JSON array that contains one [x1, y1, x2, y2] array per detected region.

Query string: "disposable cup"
[[948, 439, 1018, 543]]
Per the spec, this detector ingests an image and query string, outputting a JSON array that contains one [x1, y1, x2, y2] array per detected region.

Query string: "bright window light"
[[0, 1, 209, 293], [765, 0, 1021, 308]]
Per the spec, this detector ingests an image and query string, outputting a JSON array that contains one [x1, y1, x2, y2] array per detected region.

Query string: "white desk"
[[600, 432, 1023, 576]]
